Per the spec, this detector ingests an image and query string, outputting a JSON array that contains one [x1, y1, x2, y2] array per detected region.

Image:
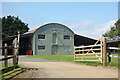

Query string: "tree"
[[2, 15, 29, 38], [103, 19, 120, 40], [114, 19, 120, 36]]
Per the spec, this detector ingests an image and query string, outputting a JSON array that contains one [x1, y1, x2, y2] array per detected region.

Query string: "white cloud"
[[65, 20, 116, 40], [91, 20, 116, 39], [65, 20, 94, 29]]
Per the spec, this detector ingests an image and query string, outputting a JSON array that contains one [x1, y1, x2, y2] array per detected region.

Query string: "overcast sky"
[[1, 1, 118, 39]]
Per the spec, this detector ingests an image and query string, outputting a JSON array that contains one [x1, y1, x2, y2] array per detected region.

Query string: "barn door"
[[52, 45, 58, 55], [52, 33, 58, 55]]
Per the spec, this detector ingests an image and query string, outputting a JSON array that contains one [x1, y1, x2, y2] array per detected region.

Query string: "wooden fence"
[[0, 31, 20, 71], [107, 47, 120, 64], [74, 36, 107, 66]]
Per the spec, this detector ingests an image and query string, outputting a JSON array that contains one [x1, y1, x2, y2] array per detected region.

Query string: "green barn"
[[2, 23, 97, 55], [24, 23, 74, 55]]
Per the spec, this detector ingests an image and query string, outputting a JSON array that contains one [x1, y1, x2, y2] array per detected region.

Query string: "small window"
[[64, 35, 70, 39], [38, 35, 45, 39], [38, 46, 45, 50]]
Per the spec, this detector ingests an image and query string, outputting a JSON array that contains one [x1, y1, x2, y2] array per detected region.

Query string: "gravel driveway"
[[12, 56, 118, 78]]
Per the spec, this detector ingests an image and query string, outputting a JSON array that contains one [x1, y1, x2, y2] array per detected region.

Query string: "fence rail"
[[107, 46, 119, 63], [0, 56, 13, 61], [75, 48, 101, 52], [107, 47, 120, 50], [0, 31, 20, 71], [74, 36, 120, 66], [74, 44, 102, 49], [74, 36, 108, 66]]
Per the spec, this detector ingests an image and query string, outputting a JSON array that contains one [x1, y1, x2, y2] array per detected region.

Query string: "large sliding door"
[[52, 33, 58, 55], [52, 45, 58, 55]]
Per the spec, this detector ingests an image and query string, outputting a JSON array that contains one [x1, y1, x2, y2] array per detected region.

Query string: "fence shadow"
[[1, 68, 39, 80]]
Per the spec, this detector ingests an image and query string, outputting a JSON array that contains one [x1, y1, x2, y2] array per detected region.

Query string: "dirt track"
[[13, 59, 118, 78]]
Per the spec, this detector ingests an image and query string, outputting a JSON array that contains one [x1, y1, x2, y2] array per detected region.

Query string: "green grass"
[[27, 55, 74, 62], [26, 54, 119, 68], [0, 63, 23, 73], [26, 55, 102, 66], [0, 63, 23, 80], [0, 63, 13, 70], [107, 54, 120, 68], [0, 63, 11, 69]]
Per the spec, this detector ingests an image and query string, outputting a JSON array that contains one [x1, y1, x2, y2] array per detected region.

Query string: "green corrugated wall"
[[32, 23, 74, 55]]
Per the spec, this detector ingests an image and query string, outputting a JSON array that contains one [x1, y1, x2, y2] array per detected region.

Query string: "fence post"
[[100, 36, 103, 63], [108, 50, 111, 64], [82, 48, 84, 62], [4, 43, 8, 68], [13, 45, 16, 67], [103, 38, 107, 67], [13, 38, 17, 67], [16, 31, 20, 64], [74, 47, 76, 63]]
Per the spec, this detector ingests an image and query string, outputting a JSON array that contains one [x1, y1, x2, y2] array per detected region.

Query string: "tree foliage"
[[103, 19, 120, 40], [2, 15, 29, 38]]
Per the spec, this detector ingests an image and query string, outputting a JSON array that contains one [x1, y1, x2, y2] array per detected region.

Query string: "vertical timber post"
[[4, 43, 8, 68], [74, 47, 76, 63], [16, 31, 20, 64], [13, 38, 17, 67], [103, 38, 107, 67], [13, 44, 16, 67], [82, 48, 84, 62], [100, 36, 103, 63], [12, 43, 15, 67], [108, 50, 111, 64]]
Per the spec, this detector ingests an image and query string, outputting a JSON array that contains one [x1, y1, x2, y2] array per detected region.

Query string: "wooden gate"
[[74, 36, 107, 66]]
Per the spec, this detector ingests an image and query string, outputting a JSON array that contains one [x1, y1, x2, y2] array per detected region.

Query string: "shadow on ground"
[[1, 68, 39, 80]]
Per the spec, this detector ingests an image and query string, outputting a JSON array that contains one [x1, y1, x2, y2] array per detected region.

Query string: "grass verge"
[[0, 63, 23, 80], [27, 55, 74, 62], [26, 54, 119, 68]]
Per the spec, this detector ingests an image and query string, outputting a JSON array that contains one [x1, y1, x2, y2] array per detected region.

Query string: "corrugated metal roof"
[[24, 23, 75, 34], [24, 28, 38, 34], [74, 34, 97, 46]]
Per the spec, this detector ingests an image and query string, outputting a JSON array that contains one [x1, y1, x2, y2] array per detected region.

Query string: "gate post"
[[74, 47, 76, 63], [100, 36, 103, 63], [103, 38, 107, 67], [108, 50, 111, 64], [16, 31, 20, 64], [4, 43, 8, 68], [13, 38, 17, 67]]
